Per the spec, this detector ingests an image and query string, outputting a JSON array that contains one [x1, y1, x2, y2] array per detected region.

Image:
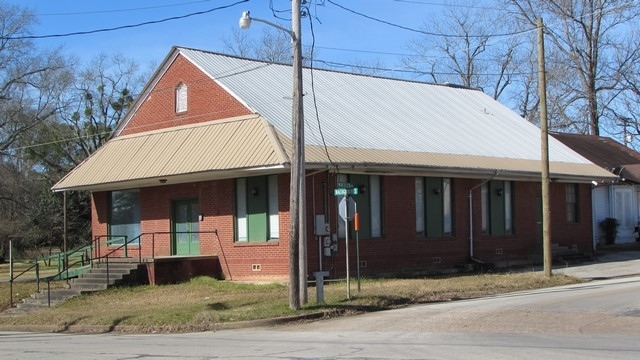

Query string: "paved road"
[[1, 276, 639, 359]]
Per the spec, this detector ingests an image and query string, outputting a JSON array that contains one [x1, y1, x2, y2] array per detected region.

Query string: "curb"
[[0, 311, 335, 334]]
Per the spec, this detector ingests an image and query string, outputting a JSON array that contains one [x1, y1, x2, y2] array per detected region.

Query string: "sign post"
[[337, 187, 357, 300]]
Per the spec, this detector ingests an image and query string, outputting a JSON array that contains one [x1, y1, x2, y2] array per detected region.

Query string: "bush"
[[599, 217, 619, 245]]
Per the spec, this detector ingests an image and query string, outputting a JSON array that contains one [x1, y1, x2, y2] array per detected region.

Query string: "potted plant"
[[599, 217, 619, 245]]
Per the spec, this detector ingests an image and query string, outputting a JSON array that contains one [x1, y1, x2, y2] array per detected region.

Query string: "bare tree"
[[505, 0, 640, 137], [0, 2, 70, 257], [223, 27, 294, 64], [26, 53, 143, 173], [403, 0, 523, 102]]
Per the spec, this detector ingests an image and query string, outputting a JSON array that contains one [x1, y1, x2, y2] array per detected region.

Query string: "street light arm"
[[239, 11, 297, 42]]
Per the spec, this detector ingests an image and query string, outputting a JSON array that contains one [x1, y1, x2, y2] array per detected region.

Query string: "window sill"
[[234, 240, 280, 247]]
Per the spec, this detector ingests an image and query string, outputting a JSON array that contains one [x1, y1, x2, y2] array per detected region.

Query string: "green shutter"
[[426, 177, 444, 237], [490, 180, 506, 236]]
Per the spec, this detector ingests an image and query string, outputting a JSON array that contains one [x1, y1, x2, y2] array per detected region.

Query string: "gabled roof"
[[53, 47, 614, 191], [551, 132, 640, 183], [181, 47, 583, 161], [53, 115, 289, 191]]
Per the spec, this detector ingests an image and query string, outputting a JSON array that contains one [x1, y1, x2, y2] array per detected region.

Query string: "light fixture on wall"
[[159, 179, 167, 184], [496, 188, 503, 197], [358, 184, 367, 194], [433, 188, 441, 195], [252, 186, 259, 197]]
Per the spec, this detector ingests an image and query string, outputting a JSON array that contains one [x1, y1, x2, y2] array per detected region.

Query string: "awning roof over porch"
[[52, 115, 290, 192]]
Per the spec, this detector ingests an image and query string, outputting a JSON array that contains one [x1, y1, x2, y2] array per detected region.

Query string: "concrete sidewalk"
[[553, 250, 640, 280]]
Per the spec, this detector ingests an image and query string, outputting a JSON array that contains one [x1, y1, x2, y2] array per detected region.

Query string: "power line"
[[326, 0, 530, 38], [34, 0, 215, 16], [0, 0, 248, 40], [391, 0, 502, 11]]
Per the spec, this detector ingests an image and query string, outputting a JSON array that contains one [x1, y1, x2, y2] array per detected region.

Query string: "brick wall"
[[119, 54, 252, 136], [91, 174, 594, 281]]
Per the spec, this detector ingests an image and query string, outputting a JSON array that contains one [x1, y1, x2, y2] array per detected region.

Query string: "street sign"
[[334, 187, 359, 196], [339, 197, 357, 221], [337, 182, 354, 188]]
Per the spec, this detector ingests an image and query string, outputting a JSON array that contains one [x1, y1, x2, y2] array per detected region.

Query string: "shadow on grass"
[[305, 294, 415, 314], [206, 302, 229, 311], [106, 316, 133, 332], [57, 317, 88, 332]]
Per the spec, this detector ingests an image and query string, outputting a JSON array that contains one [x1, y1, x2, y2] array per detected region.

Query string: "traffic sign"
[[337, 182, 354, 189], [339, 196, 357, 221]]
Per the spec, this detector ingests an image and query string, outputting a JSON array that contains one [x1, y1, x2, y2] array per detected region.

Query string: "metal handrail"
[[42, 257, 87, 306], [9, 230, 219, 308], [9, 262, 40, 307]]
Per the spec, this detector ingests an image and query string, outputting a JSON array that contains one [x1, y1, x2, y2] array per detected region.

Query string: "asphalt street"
[[1, 275, 639, 359], [1, 250, 639, 359]]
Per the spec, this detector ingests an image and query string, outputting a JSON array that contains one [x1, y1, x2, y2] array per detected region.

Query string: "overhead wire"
[[33, 0, 217, 16], [305, 2, 335, 168], [0, 0, 249, 40], [325, 0, 531, 38]]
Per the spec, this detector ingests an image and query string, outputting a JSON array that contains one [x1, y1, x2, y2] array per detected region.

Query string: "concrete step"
[[78, 272, 127, 280], [3, 261, 146, 316], [33, 289, 81, 300]]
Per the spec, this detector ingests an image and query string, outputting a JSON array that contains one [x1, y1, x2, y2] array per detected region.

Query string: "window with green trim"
[[481, 180, 513, 235], [337, 174, 382, 239], [235, 175, 279, 242], [415, 177, 453, 237]]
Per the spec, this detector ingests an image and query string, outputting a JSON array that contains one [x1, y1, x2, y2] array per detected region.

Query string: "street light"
[[240, 3, 307, 310]]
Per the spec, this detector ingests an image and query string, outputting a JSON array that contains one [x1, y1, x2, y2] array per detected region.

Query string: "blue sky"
[[8, 0, 456, 75]]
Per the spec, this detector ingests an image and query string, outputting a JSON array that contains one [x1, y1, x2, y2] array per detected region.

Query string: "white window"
[[236, 178, 247, 242], [268, 175, 279, 239], [235, 175, 279, 242], [176, 83, 187, 113]]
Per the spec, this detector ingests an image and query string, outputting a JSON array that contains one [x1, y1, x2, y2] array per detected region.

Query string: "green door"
[[246, 176, 268, 242], [173, 200, 200, 255]]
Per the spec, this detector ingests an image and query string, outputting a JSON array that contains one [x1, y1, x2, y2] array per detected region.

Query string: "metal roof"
[[551, 132, 640, 183], [53, 47, 616, 191], [52, 115, 289, 192], [181, 47, 594, 163]]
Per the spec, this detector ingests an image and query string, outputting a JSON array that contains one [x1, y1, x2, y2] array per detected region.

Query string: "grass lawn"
[[0, 271, 581, 333]]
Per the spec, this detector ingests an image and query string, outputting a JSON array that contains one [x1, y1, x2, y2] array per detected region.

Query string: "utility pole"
[[239, 1, 306, 309], [290, 0, 305, 309], [292, 0, 308, 306], [538, 18, 552, 277]]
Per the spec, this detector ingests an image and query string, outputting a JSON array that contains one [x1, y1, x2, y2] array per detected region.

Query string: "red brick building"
[[53, 47, 614, 282]]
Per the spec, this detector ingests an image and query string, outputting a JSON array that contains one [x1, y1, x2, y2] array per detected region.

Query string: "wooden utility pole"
[[293, 0, 308, 306], [238, 2, 306, 310], [289, 0, 304, 309], [538, 18, 552, 277]]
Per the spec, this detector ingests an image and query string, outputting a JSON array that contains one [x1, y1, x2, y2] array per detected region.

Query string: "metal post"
[[63, 191, 68, 270], [344, 195, 350, 300], [9, 239, 13, 307]]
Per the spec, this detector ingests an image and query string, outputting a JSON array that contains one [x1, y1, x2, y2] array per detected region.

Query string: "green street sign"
[[334, 187, 359, 196]]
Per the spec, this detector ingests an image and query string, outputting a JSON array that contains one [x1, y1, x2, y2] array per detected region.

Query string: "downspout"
[[468, 172, 499, 259]]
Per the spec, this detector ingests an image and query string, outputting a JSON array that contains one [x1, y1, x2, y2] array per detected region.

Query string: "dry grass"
[[0, 272, 581, 333]]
